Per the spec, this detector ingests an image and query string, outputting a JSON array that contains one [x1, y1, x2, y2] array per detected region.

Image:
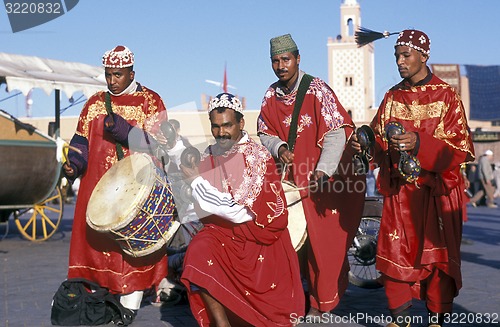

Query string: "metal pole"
[[55, 89, 60, 137]]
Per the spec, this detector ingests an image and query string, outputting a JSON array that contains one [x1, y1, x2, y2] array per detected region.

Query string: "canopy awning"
[[0, 52, 106, 98]]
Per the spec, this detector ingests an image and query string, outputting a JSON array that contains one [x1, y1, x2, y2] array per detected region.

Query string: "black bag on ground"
[[51, 278, 134, 326]]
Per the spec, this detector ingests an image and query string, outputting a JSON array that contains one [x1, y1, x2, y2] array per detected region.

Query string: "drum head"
[[282, 181, 308, 251], [87, 153, 158, 231]]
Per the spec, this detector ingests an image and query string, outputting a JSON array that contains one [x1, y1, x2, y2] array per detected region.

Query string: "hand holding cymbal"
[[180, 146, 201, 169], [352, 125, 375, 175], [384, 122, 421, 182]]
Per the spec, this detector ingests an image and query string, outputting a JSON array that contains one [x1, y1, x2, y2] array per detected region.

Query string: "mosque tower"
[[327, 0, 376, 125]]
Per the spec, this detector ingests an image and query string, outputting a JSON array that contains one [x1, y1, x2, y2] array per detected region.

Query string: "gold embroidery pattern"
[[137, 88, 163, 131], [105, 148, 117, 170], [104, 147, 129, 170], [389, 229, 400, 241], [68, 263, 159, 277], [385, 99, 446, 128], [80, 101, 107, 138], [82, 101, 149, 136], [376, 84, 473, 156], [376, 255, 414, 270], [79, 90, 162, 138]]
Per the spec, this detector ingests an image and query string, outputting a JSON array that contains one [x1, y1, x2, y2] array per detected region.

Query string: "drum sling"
[[282, 74, 313, 251], [105, 92, 125, 160], [287, 73, 314, 152]]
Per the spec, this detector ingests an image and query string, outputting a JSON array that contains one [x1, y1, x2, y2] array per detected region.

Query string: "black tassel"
[[355, 27, 399, 47]]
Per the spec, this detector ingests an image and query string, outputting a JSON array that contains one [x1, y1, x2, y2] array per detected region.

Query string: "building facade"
[[327, 0, 376, 126]]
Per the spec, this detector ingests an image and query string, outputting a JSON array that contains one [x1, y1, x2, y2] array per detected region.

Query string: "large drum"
[[282, 181, 307, 251], [87, 153, 179, 257]]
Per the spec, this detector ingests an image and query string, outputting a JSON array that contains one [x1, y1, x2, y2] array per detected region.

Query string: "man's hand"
[[179, 155, 200, 185], [391, 132, 417, 152], [62, 162, 75, 177], [104, 114, 115, 128], [278, 145, 294, 164], [351, 133, 361, 153], [155, 132, 168, 146], [309, 170, 329, 192]]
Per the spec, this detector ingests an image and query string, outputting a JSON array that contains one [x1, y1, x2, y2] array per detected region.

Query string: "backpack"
[[50, 278, 134, 326]]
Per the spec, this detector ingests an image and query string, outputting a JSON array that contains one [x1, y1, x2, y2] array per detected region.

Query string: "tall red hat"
[[102, 45, 134, 68]]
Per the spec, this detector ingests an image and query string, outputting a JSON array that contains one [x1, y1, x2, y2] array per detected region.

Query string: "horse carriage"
[[0, 51, 107, 241], [0, 110, 66, 241]]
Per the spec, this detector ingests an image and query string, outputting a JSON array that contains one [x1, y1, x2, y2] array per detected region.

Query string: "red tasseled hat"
[[355, 27, 430, 56], [395, 29, 430, 55]]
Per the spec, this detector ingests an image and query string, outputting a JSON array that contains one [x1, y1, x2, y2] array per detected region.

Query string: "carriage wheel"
[[13, 187, 64, 241]]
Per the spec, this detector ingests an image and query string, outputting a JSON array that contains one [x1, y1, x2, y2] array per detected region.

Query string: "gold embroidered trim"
[[383, 99, 445, 129], [376, 255, 416, 270], [377, 86, 473, 157], [68, 263, 159, 278]]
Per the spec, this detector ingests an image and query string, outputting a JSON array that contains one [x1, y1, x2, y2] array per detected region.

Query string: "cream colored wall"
[[19, 116, 79, 140], [21, 110, 261, 150]]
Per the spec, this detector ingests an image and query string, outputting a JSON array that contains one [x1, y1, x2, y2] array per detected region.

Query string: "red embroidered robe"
[[67, 87, 168, 294], [371, 74, 474, 297], [181, 138, 304, 327], [258, 77, 365, 312]]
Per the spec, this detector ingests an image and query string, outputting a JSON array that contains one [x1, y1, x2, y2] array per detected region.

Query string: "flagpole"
[[223, 62, 228, 93]]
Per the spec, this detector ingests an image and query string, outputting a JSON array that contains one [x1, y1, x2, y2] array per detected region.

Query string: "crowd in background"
[[465, 149, 499, 208]]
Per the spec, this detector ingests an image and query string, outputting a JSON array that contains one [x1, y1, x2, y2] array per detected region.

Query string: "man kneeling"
[[180, 93, 304, 326]]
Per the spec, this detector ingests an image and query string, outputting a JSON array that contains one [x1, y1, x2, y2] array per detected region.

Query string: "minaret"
[[327, 0, 376, 125]]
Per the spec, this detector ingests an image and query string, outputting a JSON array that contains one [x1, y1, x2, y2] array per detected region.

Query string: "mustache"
[[215, 135, 232, 140], [277, 69, 288, 74]]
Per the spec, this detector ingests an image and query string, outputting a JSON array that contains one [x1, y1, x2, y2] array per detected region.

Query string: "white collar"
[[238, 131, 249, 144], [108, 79, 138, 96]]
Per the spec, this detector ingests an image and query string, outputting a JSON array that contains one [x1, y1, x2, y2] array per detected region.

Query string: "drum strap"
[[105, 92, 125, 161], [287, 74, 314, 152]]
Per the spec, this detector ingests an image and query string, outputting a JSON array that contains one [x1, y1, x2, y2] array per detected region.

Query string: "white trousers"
[[120, 290, 144, 310]]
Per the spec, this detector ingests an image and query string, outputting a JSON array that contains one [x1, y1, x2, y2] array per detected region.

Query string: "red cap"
[[395, 30, 430, 55]]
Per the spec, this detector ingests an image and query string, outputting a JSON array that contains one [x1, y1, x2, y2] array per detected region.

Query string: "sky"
[[1, 0, 499, 119]]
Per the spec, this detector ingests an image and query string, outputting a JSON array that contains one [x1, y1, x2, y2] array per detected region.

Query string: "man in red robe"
[[258, 34, 365, 318], [63, 45, 168, 316], [353, 30, 474, 327], [180, 93, 304, 326]]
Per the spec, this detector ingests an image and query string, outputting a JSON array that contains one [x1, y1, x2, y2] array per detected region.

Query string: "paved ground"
[[1, 202, 499, 327]]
